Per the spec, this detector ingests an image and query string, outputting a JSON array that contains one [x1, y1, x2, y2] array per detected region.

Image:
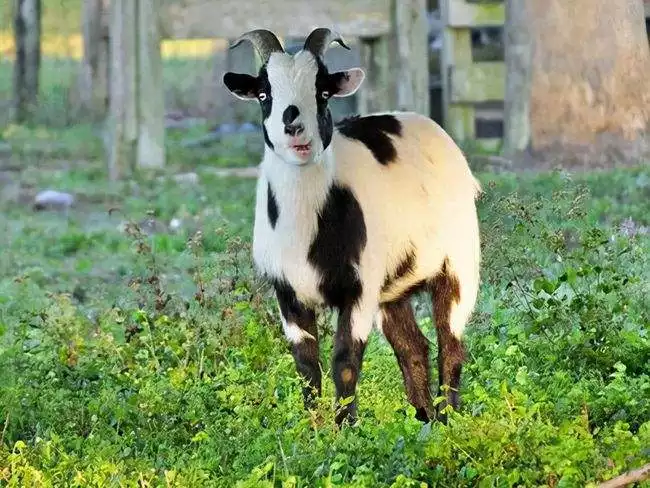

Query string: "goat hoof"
[[415, 406, 434, 423], [334, 404, 358, 427]]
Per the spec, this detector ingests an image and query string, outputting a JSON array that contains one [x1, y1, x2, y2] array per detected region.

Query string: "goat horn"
[[230, 29, 284, 65], [303, 27, 350, 58]]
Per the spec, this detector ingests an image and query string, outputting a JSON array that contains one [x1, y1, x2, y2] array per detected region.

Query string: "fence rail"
[[441, 0, 650, 152], [441, 0, 505, 151]]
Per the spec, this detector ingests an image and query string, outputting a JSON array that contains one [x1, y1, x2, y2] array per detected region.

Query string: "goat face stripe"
[[308, 184, 367, 309], [336, 115, 403, 165], [258, 67, 275, 150], [314, 57, 340, 151], [267, 182, 279, 229]]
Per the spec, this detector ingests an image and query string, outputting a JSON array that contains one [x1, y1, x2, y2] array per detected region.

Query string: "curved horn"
[[303, 27, 350, 58], [230, 29, 284, 65]]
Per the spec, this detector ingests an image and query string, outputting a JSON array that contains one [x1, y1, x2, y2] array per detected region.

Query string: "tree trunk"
[[108, 0, 137, 180], [529, 0, 650, 166], [502, 0, 532, 157], [81, 0, 110, 119], [358, 36, 395, 114], [108, 0, 165, 180], [137, 0, 165, 169], [13, 0, 41, 123], [392, 0, 430, 115]]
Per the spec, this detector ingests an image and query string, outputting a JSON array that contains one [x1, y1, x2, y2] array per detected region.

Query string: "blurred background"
[[0, 0, 648, 174], [1, 3, 650, 485]]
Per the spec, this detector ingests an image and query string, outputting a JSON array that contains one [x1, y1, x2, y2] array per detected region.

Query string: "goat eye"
[[321, 91, 330, 99], [258, 92, 267, 101]]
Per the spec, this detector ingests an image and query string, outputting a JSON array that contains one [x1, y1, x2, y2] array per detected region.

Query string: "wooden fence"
[[100, 0, 430, 178], [440, 0, 505, 151], [440, 0, 650, 152]]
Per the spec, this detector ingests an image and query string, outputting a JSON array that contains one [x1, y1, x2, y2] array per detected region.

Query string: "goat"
[[223, 28, 481, 425]]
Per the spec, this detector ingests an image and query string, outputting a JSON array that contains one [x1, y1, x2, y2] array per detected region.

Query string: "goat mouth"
[[290, 141, 312, 157]]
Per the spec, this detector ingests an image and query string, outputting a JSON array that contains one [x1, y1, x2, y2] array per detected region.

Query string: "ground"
[[0, 124, 649, 487], [1, 6, 649, 484]]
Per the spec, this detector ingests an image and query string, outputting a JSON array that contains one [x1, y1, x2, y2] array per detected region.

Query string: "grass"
[[0, 121, 264, 171], [0, 135, 649, 486]]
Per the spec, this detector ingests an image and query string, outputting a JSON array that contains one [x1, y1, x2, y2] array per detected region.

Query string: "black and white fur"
[[223, 28, 481, 425]]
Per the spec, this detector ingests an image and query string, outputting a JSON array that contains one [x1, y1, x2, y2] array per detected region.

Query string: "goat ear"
[[223, 72, 259, 100], [331, 68, 365, 97]]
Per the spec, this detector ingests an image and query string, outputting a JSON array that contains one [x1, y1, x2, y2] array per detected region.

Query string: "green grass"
[[0, 121, 263, 171], [0, 146, 649, 487], [0, 54, 264, 169], [0, 0, 82, 35]]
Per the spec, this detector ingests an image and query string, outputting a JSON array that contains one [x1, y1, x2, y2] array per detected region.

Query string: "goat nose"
[[282, 105, 300, 125], [284, 123, 304, 136]]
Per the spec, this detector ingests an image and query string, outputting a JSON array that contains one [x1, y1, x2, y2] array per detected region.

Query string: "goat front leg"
[[274, 281, 321, 409], [332, 300, 376, 426]]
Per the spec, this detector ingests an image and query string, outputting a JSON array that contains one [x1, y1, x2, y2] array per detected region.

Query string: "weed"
[[0, 160, 648, 486]]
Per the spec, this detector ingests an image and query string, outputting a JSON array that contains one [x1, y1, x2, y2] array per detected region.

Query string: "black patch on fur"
[[267, 182, 279, 229], [282, 105, 300, 126], [263, 126, 274, 150], [273, 279, 321, 408], [314, 57, 340, 151], [336, 115, 403, 165], [257, 66, 275, 150], [382, 246, 417, 292], [307, 184, 367, 309], [257, 67, 272, 118]]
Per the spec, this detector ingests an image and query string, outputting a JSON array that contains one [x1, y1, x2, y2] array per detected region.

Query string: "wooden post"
[[108, 0, 137, 180], [441, 0, 475, 141], [358, 36, 394, 114], [502, 0, 531, 156], [108, 0, 164, 180], [81, 0, 110, 119], [13, 0, 41, 123], [137, 0, 165, 169], [393, 0, 430, 115], [440, 0, 505, 149]]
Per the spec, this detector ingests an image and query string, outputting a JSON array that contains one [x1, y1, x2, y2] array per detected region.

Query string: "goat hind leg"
[[381, 297, 434, 422], [430, 265, 465, 422]]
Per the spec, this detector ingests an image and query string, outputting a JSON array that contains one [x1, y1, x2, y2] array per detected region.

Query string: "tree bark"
[[13, 0, 41, 123], [358, 36, 395, 114], [528, 0, 650, 166], [108, 0, 137, 180], [108, 0, 165, 180], [392, 0, 430, 115], [502, 0, 532, 157], [81, 0, 110, 119], [137, 0, 165, 169]]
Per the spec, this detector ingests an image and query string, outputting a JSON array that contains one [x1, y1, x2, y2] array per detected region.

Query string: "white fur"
[[255, 112, 481, 340], [241, 52, 481, 342], [264, 51, 322, 165], [278, 305, 316, 343]]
